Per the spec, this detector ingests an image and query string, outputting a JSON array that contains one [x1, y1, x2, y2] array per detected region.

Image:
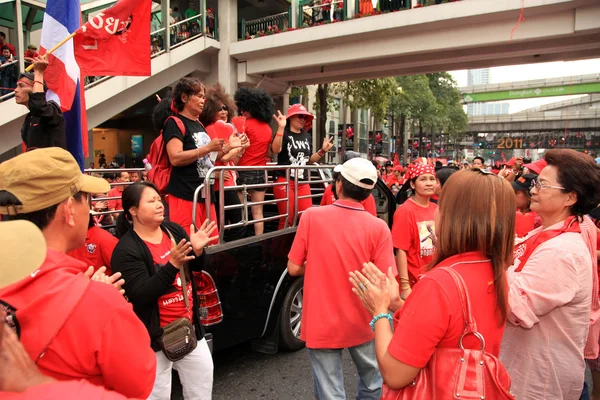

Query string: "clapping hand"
[[207, 138, 225, 152], [189, 219, 219, 255], [321, 136, 334, 152], [84, 266, 126, 295], [349, 263, 393, 316], [170, 239, 195, 269], [361, 263, 403, 312]]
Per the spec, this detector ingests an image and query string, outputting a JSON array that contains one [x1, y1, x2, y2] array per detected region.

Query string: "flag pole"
[[24, 31, 78, 72]]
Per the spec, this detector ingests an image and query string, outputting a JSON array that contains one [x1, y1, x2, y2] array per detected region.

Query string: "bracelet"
[[370, 313, 393, 331], [33, 80, 44, 86], [276, 133, 284, 137], [317, 149, 326, 157]]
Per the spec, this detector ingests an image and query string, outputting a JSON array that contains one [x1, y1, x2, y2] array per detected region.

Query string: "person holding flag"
[[14, 56, 67, 152]]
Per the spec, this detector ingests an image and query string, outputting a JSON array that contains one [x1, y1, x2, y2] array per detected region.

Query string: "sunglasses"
[[220, 105, 228, 111], [296, 114, 307, 120]]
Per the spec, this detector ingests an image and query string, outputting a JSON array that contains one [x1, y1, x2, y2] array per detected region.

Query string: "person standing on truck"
[[111, 181, 218, 400], [321, 151, 377, 217], [392, 162, 437, 300], [288, 157, 396, 400], [234, 87, 275, 235], [0, 148, 156, 399], [271, 104, 334, 230], [14, 56, 66, 152]]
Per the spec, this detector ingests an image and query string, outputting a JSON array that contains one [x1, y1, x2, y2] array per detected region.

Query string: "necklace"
[[410, 196, 430, 208]]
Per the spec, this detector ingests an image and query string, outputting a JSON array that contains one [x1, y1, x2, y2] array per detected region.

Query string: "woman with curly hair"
[[201, 84, 248, 240], [234, 87, 275, 235]]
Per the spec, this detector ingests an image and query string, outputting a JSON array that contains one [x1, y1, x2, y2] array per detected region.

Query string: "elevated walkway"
[[460, 74, 600, 103], [468, 108, 600, 132], [0, 36, 219, 155], [233, 0, 600, 87]]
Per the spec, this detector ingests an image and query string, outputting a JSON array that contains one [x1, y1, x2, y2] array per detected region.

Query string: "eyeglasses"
[[296, 114, 307, 120], [530, 179, 565, 191], [220, 105, 228, 111]]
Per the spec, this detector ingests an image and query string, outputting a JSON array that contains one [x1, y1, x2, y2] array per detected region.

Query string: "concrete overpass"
[[468, 109, 600, 133], [233, 0, 600, 86], [460, 74, 600, 103]]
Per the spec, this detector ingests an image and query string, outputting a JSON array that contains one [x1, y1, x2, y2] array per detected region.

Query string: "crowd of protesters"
[[1, 72, 600, 400]]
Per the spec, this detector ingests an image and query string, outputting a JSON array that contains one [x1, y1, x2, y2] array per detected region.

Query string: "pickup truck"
[[192, 164, 397, 354]]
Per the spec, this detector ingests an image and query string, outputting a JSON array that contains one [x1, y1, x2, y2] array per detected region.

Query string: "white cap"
[[334, 158, 378, 190]]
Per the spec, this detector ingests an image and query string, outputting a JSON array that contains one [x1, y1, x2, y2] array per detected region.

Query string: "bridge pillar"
[[217, 0, 238, 94]]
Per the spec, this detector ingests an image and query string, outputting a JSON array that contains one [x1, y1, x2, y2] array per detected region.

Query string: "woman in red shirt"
[[233, 87, 275, 235], [200, 84, 249, 241], [112, 182, 218, 399], [391, 163, 437, 299], [350, 169, 515, 391]]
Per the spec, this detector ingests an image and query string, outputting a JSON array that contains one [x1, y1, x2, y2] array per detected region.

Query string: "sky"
[[449, 58, 600, 113]]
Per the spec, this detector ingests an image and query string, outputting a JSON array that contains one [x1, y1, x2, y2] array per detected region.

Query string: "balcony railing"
[[0, 59, 19, 102], [299, 0, 346, 27], [241, 11, 291, 39]]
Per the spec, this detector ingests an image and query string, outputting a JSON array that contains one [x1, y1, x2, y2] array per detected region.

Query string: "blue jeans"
[[308, 340, 382, 400]]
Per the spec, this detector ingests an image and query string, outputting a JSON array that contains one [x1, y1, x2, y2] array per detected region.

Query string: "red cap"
[[523, 159, 547, 175], [393, 165, 404, 172], [286, 104, 314, 123]]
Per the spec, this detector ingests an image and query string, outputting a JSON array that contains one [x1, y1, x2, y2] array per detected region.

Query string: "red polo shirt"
[[391, 199, 437, 282], [107, 187, 123, 211], [388, 252, 505, 367], [237, 117, 272, 167], [289, 199, 396, 349], [320, 184, 377, 217], [3, 380, 130, 399], [67, 226, 118, 275]]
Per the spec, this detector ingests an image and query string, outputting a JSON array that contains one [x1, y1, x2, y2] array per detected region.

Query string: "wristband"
[[317, 149, 326, 157], [370, 313, 393, 331], [276, 133, 284, 137], [33, 80, 44, 86]]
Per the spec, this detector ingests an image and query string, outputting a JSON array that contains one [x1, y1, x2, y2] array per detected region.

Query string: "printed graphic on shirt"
[[287, 136, 310, 179], [191, 130, 217, 180], [86, 243, 97, 254], [417, 220, 436, 258]]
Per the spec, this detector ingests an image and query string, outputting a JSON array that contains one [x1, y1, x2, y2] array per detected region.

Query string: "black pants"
[[213, 190, 247, 241]]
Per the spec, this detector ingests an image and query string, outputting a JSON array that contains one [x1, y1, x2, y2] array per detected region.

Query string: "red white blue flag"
[[40, 0, 88, 169]]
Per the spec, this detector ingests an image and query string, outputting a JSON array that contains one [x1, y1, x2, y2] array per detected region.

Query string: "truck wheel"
[[279, 278, 306, 350]]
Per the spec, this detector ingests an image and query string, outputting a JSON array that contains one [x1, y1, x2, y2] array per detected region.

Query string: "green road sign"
[[463, 82, 600, 103]]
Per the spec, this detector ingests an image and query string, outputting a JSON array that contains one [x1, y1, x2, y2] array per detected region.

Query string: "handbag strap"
[[438, 267, 477, 334], [166, 229, 191, 311]]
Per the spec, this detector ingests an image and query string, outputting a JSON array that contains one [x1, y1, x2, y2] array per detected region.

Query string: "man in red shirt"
[[0, 32, 15, 56], [288, 157, 396, 399], [0, 148, 156, 399], [108, 171, 130, 217], [67, 214, 118, 275]]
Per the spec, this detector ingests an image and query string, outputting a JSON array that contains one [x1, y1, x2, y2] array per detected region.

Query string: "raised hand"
[[362, 263, 403, 312], [349, 269, 391, 317], [321, 136, 334, 152], [189, 219, 219, 254], [31, 55, 49, 73], [273, 110, 287, 129], [170, 239, 195, 269]]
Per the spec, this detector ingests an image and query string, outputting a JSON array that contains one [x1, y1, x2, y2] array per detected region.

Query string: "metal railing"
[[300, 1, 345, 26], [192, 164, 334, 245], [0, 59, 19, 102], [242, 11, 290, 38]]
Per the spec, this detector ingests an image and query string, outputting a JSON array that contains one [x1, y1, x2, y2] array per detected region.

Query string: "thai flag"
[[40, 0, 88, 170]]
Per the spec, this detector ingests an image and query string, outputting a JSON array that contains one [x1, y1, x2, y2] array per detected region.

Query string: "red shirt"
[[23, 49, 38, 59], [320, 184, 377, 217], [3, 380, 130, 400], [0, 249, 155, 399], [107, 187, 123, 211], [237, 117, 272, 167], [2, 42, 16, 56], [67, 226, 118, 275], [144, 232, 193, 327], [205, 123, 236, 191], [288, 199, 396, 349], [385, 175, 403, 188], [391, 199, 437, 281], [388, 252, 505, 368]]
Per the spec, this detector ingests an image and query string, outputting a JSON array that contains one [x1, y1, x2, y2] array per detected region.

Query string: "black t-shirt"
[[274, 128, 312, 180], [21, 93, 67, 151], [162, 115, 217, 201]]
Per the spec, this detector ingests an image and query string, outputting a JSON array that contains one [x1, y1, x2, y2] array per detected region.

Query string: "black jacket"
[[21, 92, 67, 151], [111, 221, 205, 352]]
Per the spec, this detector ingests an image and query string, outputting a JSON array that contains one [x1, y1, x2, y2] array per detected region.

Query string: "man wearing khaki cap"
[[0, 147, 156, 399]]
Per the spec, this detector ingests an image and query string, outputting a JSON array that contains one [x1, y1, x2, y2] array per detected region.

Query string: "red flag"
[[73, 0, 151, 76], [393, 152, 400, 167]]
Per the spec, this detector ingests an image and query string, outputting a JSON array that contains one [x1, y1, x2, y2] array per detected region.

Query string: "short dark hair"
[[337, 175, 371, 202], [152, 96, 174, 133], [544, 149, 600, 216], [172, 77, 204, 112], [0, 191, 86, 231], [436, 166, 459, 188], [473, 156, 485, 164], [1, 45, 10, 53], [0, 32, 6, 39]]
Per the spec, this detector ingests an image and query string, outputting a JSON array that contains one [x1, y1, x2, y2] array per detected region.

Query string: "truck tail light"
[[194, 271, 223, 326]]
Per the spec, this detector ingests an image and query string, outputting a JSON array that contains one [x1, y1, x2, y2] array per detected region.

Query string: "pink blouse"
[[500, 220, 593, 400]]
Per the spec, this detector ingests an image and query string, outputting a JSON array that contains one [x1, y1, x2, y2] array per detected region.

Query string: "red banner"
[[74, 0, 151, 76]]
